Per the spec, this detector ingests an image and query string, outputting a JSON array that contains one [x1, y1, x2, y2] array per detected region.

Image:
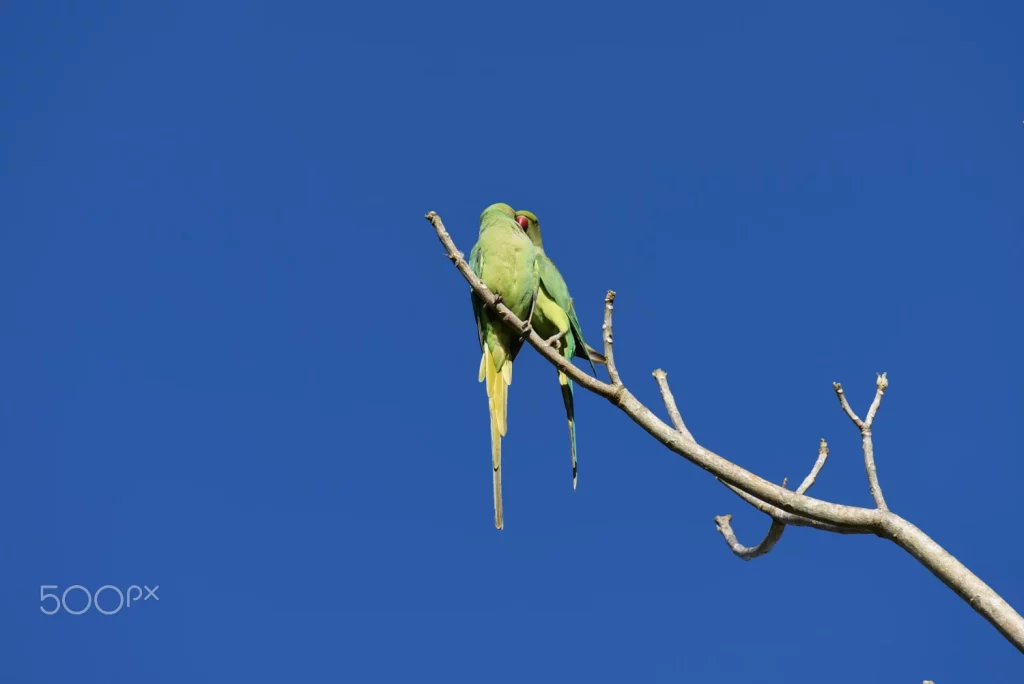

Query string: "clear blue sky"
[[2, 1, 1022, 681]]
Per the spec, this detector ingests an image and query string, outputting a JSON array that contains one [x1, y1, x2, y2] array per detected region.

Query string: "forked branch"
[[714, 438, 835, 559], [425, 210, 1024, 654], [834, 375, 890, 510]]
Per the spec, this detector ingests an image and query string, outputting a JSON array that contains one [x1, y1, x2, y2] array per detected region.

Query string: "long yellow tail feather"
[[480, 344, 511, 529], [491, 413, 503, 530]]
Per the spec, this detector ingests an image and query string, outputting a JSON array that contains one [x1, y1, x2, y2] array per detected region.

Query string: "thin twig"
[[861, 373, 889, 509], [602, 290, 623, 386], [652, 369, 695, 442], [833, 382, 865, 429], [426, 210, 1024, 652], [795, 438, 830, 495]]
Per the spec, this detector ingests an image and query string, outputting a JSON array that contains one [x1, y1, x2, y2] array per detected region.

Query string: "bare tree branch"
[[602, 291, 624, 387], [425, 210, 1024, 655], [833, 381, 866, 428], [714, 439, 836, 559], [714, 514, 787, 560], [796, 438, 830, 494], [652, 370, 695, 442], [835, 375, 889, 510], [719, 480, 869, 534], [425, 211, 870, 527]]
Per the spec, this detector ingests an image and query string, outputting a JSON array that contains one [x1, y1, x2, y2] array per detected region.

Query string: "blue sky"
[[2, 1, 1022, 681]]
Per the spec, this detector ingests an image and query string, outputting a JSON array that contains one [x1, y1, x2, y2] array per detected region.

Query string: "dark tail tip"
[[584, 344, 607, 366]]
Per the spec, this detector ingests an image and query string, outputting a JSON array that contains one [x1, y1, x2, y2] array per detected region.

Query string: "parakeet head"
[[480, 203, 517, 223], [514, 209, 544, 250]]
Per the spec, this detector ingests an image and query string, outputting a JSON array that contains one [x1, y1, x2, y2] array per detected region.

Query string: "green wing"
[[469, 243, 485, 352], [566, 297, 598, 376], [538, 255, 598, 376]]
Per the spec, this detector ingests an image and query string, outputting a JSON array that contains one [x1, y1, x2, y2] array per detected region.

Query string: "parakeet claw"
[[491, 293, 503, 307], [545, 331, 567, 350], [519, 321, 533, 339]]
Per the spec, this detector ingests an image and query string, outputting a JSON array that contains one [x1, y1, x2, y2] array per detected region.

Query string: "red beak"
[[516, 216, 529, 231]]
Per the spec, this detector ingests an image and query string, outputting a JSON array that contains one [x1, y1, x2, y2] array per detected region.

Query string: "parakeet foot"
[[545, 331, 567, 350], [518, 321, 533, 339]]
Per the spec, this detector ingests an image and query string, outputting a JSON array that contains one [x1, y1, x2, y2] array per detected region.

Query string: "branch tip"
[[714, 510, 786, 560]]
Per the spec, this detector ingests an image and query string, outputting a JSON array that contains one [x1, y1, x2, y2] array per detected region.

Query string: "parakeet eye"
[[516, 216, 529, 231]]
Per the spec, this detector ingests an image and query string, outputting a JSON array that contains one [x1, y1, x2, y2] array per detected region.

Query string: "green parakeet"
[[514, 209, 600, 490], [469, 203, 539, 530]]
